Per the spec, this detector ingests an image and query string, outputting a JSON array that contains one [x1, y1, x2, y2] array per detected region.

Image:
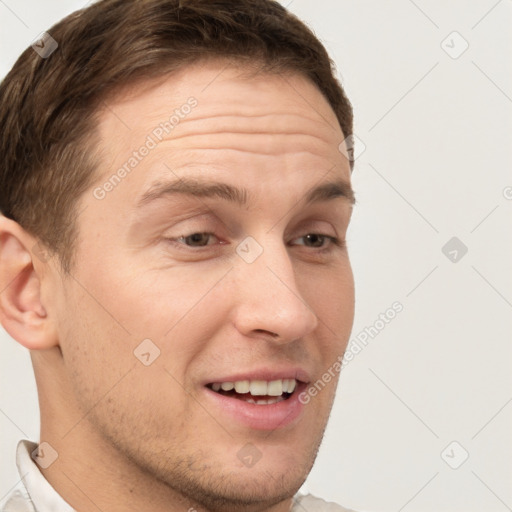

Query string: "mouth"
[[202, 374, 309, 431], [206, 378, 298, 405]]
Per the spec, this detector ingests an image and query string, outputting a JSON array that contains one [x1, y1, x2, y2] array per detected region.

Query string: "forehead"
[[98, 60, 345, 147], [92, 60, 351, 206]]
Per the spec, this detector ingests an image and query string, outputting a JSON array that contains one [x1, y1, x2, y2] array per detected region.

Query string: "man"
[[0, 1, 357, 510]]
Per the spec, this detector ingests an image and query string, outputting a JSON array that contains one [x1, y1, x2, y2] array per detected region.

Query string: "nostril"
[[253, 329, 279, 338]]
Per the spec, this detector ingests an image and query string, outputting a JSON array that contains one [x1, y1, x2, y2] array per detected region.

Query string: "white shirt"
[[2, 441, 353, 512]]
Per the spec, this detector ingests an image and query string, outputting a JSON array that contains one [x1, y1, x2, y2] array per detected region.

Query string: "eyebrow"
[[137, 176, 355, 208]]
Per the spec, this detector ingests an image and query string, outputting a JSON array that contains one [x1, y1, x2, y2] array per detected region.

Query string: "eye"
[[172, 232, 219, 247], [291, 233, 342, 250]]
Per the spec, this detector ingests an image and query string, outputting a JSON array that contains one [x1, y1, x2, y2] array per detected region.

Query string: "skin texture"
[[0, 60, 355, 512]]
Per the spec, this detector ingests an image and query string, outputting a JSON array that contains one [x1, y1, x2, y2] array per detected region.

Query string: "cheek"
[[59, 262, 230, 396], [56, 282, 197, 442], [91, 259, 231, 341], [57, 289, 135, 412], [301, 261, 354, 406], [303, 260, 355, 338]]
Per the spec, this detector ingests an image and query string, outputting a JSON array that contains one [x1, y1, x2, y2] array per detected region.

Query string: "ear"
[[0, 215, 58, 350]]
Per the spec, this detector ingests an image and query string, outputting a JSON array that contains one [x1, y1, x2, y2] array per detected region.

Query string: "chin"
[[151, 439, 321, 512], [163, 463, 307, 512]]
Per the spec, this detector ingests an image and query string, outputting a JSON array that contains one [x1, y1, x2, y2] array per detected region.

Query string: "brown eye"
[[178, 232, 217, 247], [302, 234, 326, 247], [292, 233, 339, 249]]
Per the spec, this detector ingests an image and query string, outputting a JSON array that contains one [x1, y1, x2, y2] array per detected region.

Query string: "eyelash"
[[166, 232, 345, 253]]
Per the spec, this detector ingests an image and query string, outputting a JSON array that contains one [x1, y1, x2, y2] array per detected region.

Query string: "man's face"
[[50, 61, 354, 509]]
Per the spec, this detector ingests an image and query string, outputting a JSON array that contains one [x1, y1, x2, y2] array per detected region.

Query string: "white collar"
[[9, 440, 75, 512]]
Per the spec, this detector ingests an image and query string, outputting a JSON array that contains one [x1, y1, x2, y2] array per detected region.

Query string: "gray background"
[[1, 1, 511, 511]]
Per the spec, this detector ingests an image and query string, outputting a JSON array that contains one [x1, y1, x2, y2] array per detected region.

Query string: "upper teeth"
[[212, 379, 297, 396]]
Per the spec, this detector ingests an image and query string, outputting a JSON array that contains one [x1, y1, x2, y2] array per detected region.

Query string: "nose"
[[231, 237, 319, 345]]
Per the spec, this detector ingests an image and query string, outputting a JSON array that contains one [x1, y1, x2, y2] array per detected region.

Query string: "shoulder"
[[292, 493, 356, 512]]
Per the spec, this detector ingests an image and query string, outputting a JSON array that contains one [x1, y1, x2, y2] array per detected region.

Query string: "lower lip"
[[202, 384, 307, 431]]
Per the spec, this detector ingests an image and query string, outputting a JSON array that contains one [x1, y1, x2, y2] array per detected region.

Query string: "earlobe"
[[0, 216, 58, 350]]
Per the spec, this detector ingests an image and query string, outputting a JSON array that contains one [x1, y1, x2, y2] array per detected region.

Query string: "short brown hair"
[[0, 0, 353, 271]]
